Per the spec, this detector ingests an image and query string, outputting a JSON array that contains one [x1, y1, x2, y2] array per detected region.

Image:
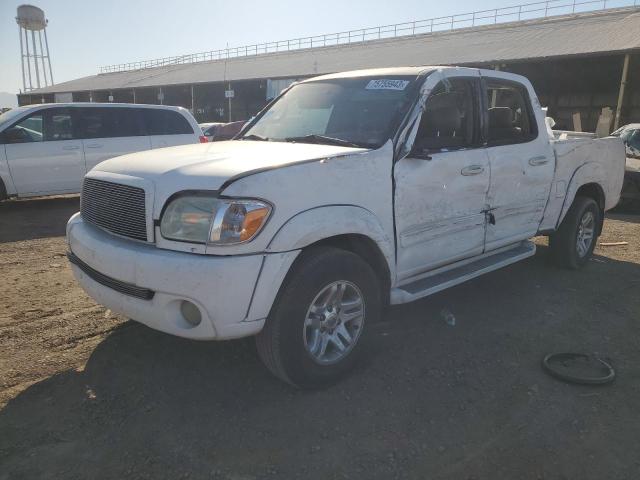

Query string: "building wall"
[[16, 53, 639, 132]]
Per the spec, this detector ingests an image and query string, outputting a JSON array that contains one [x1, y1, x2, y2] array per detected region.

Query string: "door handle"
[[62, 145, 80, 151], [85, 143, 103, 149], [528, 156, 549, 166], [461, 165, 485, 176]]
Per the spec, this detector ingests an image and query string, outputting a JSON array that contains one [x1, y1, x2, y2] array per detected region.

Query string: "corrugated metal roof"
[[29, 7, 640, 95]]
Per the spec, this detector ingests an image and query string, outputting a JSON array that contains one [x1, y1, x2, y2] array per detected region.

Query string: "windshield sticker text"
[[365, 79, 410, 91]]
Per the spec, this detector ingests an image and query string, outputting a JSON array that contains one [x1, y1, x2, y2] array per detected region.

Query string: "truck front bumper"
[[66, 213, 291, 340]]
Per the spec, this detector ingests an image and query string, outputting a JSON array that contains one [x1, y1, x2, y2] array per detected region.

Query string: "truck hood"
[[92, 140, 367, 191]]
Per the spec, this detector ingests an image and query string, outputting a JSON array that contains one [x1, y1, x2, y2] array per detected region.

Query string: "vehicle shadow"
[[1, 246, 640, 479], [0, 196, 79, 243], [606, 211, 640, 224]]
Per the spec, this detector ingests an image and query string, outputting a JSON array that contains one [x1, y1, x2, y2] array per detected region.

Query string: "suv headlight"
[[160, 194, 272, 245]]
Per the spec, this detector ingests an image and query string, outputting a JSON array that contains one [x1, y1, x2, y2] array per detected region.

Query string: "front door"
[[481, 75, 555, 251], [4, 108, 85, 195], [394, 72, 490, 283]]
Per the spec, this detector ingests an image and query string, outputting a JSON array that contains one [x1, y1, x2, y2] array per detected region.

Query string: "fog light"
[[180, 300, 202, 327]]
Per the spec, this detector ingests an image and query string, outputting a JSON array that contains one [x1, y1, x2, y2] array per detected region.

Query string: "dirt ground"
[[1, 196, 639, 480]]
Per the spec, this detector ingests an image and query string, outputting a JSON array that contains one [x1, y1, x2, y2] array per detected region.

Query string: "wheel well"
[[306, 234, 391, 306], [575, 182, 605, 234]]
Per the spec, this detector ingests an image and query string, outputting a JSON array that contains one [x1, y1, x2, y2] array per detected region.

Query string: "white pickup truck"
[[66, 66, 625, 387]]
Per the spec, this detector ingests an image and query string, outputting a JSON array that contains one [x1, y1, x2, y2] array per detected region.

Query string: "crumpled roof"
[[28, 7, 640, 95]]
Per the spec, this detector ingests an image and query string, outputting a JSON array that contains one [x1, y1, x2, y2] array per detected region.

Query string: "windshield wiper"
[[241, 134, 270, 141], [283, 134, 369, 149]]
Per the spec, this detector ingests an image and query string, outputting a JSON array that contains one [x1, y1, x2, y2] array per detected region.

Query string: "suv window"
[[78, 107, 144, 138], [3, 113, 44, 143], [45, 109, 75, 142], [142, 109, 193, 135], [485, 79, 537, 145], [413, 77, 478, 153]]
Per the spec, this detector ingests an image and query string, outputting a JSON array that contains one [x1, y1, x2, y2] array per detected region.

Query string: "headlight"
[[160, 195, 272, 245]]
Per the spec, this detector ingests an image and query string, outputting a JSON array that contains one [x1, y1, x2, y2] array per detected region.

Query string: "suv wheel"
[[255, 247, 380, 388]]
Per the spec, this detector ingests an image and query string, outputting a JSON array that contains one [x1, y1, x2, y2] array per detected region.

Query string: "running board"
[[390, 241, 536, 304]]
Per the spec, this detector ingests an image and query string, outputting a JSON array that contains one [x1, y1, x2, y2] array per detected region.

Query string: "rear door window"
[[142, 109, 193, 135], [484, 79, 538, 145], [44, 109, 76, 142], [113, 108, 145, 137], [78, 108, 107, 139], [79, 107, 145, 139]]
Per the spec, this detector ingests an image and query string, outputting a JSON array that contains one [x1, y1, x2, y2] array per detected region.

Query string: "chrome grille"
[[81, 178, 148, 241]]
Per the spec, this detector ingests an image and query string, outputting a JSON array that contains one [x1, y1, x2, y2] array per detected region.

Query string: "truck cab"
[[66, 66, 625, 387]]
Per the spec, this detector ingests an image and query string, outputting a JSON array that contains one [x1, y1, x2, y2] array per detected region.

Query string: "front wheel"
[[549, 196, 600, 269], [255, 247, 380, 388]]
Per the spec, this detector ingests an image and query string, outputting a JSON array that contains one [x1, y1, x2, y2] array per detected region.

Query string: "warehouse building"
[[19, 3, 640, 132]]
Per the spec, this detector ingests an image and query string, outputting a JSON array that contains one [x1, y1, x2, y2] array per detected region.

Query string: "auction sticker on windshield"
[[365, 79, 410, 90]]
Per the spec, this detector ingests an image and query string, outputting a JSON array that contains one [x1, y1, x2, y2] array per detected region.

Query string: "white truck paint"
[[66, 66, 625, 386]]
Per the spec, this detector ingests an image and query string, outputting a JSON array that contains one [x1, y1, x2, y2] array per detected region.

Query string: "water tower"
[[16, 4, 54, 92]]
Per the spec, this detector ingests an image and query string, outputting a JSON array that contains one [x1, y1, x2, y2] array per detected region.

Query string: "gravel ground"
[[1, 196, 639, 480]]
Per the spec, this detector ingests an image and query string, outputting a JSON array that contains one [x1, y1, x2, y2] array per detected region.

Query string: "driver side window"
[[413, 78, 477, 154], [3, 113, 44, 144]]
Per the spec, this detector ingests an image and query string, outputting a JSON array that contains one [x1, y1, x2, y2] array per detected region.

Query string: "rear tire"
[[549, 196, 600, 269], [255, 246, 380, 388]]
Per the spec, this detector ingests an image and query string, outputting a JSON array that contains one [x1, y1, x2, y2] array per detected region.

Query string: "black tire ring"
[[542, 353, 616, 386]]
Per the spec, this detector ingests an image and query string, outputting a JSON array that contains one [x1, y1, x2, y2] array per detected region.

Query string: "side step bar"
[[390, 241, 536, 304]]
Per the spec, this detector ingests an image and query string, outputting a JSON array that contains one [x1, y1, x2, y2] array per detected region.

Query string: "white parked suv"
[[66, 67, 625, 387], [0, 103, 204, 199]]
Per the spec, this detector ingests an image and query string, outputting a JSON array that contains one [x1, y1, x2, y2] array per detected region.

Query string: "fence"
[[99, 0, 639, 74]]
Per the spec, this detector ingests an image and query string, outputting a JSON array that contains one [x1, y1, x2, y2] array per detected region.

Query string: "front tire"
[[549, 196, 600, 269], [256, 247, 380, 388]]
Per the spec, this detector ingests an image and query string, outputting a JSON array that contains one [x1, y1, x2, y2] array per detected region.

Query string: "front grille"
[[81, 178, 148, 241], [67, 252, 155, 300]]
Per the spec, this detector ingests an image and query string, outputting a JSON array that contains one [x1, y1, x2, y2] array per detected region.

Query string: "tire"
[[549, 196, 600, 269], [255, 246, 380, 388]]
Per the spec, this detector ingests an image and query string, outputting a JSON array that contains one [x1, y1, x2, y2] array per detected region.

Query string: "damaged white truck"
[[66, 66, 625, 387]]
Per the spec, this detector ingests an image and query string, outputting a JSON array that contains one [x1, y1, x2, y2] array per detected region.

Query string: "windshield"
[[0, 107, 29, 130], [241, 76, 420, 148]]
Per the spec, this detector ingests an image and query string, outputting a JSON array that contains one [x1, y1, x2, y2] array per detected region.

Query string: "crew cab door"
[[2, 107, 85, 195], [394, 71, 490, 283], [481, 74, 555, 251]]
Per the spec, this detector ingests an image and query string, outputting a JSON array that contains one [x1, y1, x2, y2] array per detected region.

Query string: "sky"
[[1, 0, 494, 95]]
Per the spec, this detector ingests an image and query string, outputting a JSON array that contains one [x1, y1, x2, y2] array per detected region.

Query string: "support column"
[[18, 26, 26, 92], [43, 28, 53, 84], [31, 30, 41, 89], [24, 28, 32, 91], [228, 82, 232, 122], [614, 53, 630, 131]]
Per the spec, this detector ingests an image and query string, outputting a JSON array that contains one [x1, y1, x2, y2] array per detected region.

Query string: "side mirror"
[[409, 149, 432, 160]]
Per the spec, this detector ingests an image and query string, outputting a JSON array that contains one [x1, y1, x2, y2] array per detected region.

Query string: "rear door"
[[481, 75, 555, 251], [3, 107, 85, 195], [79, 107, 152, 171], [143, 108, 197, 148]]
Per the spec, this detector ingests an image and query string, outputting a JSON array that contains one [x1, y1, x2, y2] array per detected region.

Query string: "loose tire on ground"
[[549, 196, 600, 269], [255, 246, 380, 388]]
